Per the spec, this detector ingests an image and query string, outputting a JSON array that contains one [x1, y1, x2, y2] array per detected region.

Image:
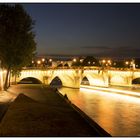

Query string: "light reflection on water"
[[58, 87, 140, 136]]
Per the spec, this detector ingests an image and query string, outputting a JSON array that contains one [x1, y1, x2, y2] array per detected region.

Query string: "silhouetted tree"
[[82, 56, 100, 66], [72, 61, 82, 67], [0, 4, 36, 90], [71, 58, 82, 67], [134, 58, 140, 68], [113, 61, 126, 68]]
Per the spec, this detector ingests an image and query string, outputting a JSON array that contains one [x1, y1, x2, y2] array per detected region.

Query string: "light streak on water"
[[59, 86, 140, 136], [80, 86, 140, 104], [80, 85, 140, 97]]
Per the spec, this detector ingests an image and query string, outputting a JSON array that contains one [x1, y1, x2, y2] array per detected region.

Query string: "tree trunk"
[[8, 70, 11, 87], [15, 74, 17, 84], [4, 66, 10, 91]]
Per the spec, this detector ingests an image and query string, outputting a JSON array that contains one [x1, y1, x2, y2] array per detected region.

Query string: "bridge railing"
[[22, 66, 140, 72], [22, 66, 101, 70]]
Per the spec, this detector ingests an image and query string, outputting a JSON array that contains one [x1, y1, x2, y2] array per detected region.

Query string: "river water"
[[58, 86, 140, 136]]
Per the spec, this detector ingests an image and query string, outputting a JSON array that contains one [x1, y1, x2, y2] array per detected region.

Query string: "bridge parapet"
[[8, 68, 140, 89]]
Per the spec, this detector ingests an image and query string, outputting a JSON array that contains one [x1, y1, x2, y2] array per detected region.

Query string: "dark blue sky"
[[23, 3, 140, 57]]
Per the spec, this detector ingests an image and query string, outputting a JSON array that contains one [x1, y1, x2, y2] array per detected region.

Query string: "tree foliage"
[[113, 61, 126, 68], [82, 56, 100, 66], [0, 4, 36, 90]]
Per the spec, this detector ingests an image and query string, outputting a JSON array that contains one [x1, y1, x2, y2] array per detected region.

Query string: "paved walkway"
[[0, 91, 16, 103], [0, 84, 110, 136]]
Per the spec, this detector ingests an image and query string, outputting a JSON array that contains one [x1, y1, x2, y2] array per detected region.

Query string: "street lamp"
[[42, 58, 45, 62], [37, 60, 41, 65], [88, 61, 91, 65], [107, 60, 111, 63], [73, 58, 77, 62], [125, 61, 129, 65], [102, 60, 105, 63], [49, 59, 52, 62], [102, 59, 106, 64], [125, 61, 130, 69], [102, 60, 106, 66], [107, 60, 111, 65]]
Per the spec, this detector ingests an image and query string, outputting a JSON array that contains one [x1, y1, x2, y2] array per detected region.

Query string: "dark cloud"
[[82, 46, 111, 50], [79, 46, 140, 57]]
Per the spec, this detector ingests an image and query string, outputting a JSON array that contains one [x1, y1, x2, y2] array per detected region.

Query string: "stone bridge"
[[9, 68, 140, 88]]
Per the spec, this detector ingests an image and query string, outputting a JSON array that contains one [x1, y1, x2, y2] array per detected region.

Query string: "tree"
[[0, 4, 36, 90], [134, 58, 140, 69], [82, 56, 100, 66], [11, 66, 22, 85], [113, 60, 127, 68]]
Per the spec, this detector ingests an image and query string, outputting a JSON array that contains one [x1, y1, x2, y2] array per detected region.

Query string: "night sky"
[[23, 3, 140, 58]]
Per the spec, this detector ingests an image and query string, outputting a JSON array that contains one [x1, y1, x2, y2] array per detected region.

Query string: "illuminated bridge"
[[8, 68, 140, 88]]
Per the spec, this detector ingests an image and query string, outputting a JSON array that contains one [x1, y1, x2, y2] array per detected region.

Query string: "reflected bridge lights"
[[80, 87, 140, 104], [80, 85, 140, 98]]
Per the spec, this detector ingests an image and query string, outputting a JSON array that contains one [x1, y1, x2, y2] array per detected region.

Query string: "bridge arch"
[[49, 72, 78, 88], [64, 63, 69, 67], [82, 72, 108, 87], [50, 76, 62, 87], [81, 76, 90, 85], [18, 77, 42, 84], [19, 70, 45, 83], [132, 77, 140, 84]]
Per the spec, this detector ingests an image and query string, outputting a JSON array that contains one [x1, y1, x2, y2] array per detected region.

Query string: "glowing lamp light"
[[32, 61, 34, 64], [108, 60, 111, 63], [102, 60, 106, 63], [49, 59, 52, 62], [73, 58, 77, 62], [42, 58, 45, 62], [37, 60, 41, 64], [125, 61, 129, 65], [4, 70, 6, 73]]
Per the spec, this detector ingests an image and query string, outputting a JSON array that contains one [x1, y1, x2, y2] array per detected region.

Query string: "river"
[[58, 86, 140, 136]]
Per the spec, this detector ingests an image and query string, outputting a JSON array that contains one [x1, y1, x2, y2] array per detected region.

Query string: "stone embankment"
[[0, 87, 111, 136]]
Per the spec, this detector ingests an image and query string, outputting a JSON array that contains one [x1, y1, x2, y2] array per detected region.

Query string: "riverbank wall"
[[0, 86, 111, 136]]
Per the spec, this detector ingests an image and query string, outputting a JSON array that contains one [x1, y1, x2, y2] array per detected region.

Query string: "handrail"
[[22, 67, 140, 72]]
